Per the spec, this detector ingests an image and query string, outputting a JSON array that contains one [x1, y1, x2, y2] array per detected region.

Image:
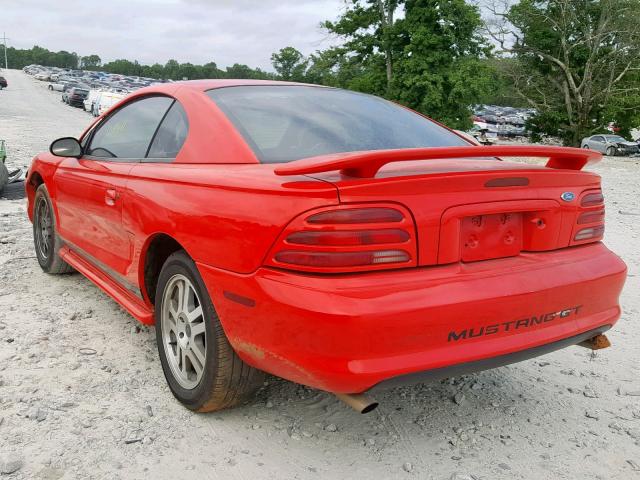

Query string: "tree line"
[[5, 0, 640, 144]]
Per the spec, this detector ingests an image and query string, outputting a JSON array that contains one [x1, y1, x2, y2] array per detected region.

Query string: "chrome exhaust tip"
[[335, 393, 379, 414]]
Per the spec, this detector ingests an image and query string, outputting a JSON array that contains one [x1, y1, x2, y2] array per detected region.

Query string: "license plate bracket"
[[460, 213, 523, 262]]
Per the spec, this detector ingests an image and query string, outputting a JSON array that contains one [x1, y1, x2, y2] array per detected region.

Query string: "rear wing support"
[[274, 145, 602, 178]]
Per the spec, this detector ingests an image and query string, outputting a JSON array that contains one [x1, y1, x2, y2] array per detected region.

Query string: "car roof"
[[135, 79, 324, 95]]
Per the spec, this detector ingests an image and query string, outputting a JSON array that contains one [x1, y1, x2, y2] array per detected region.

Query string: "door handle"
[[105, 189, 118, 206]]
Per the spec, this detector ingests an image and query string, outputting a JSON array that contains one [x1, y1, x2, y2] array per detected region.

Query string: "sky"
[[2, 0, 346, 71]]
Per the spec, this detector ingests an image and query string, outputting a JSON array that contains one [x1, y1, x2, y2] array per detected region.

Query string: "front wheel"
[[32, 184, 74, 274], [155, 251, 265, 412], [606, 146, 616, 156]]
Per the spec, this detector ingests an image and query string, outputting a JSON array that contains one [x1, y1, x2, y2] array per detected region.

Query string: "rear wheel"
[[155, 251, 265, 412], [32, 184, 74, 274]]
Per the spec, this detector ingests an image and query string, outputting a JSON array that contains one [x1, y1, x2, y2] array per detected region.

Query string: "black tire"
[[606, 146, 616, 156], [32, 184, 74, 274], [155, 251, 265, 412], [48, 85, 53, 91]]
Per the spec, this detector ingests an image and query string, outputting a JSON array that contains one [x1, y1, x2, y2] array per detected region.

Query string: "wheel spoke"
[[190, 341, 206, 365], [182, 283, 191, 313], [168, 304, 179, 324], [187, 349, 203, 376], [186, 305, 202, 323], [175, 281, 185, 312], [179, 345, 187, 374], [190, 321, 205, 337]]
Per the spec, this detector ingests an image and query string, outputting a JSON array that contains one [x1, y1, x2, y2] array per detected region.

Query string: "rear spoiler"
[[274, 145, 602, 178]]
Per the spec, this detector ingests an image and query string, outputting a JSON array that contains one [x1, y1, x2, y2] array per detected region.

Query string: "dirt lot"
[[0, 68, 639, 480]]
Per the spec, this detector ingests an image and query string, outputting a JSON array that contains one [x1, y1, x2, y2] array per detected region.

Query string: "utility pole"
[[1, 33, 8, 70]]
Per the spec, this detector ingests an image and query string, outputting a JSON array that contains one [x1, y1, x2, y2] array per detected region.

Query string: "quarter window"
[[147, 102, 189, 158], [86, 96, 173, 159]]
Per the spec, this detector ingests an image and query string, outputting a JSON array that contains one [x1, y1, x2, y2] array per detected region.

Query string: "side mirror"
[[50, 137, 82, 158]]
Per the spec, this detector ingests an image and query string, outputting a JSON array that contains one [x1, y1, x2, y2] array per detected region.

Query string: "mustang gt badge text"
[[447, 305, 582, 342]]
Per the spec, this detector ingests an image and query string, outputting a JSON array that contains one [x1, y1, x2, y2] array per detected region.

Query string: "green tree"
[[323, 0, 403, 93], [224, 63, 273, 80], [316, 0, 491, 127], [487, 0, 640, 144], [271, 47, 308, 81], [80, 54, 101, 70], [391, 0, 491, 128]]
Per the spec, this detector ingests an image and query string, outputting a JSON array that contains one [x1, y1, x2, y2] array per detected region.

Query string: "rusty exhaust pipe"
[[335, 393, 379, 414], [578, 334, 611, 350]]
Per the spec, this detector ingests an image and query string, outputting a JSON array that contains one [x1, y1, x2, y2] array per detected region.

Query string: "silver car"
[[581, 134, 639, 156]]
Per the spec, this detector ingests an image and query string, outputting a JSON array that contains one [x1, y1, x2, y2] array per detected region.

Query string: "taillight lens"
[[581, 192, 604, 206], [577, 209, 605, 224], [307, 208, 403, 224], [274, 250, 410, 267], [267, 205, 416, 273], [574, 226, 604, 241], [572, 190, 605, 245], [286, 229, 409, 246]]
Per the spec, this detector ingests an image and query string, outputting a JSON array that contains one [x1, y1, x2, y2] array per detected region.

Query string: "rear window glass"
[[206, 86, 468, 163]]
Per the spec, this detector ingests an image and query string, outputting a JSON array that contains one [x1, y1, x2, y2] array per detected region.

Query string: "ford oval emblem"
[[561, 192, 575, 202]]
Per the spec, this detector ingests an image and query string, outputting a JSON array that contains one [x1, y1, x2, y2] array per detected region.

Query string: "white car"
[[47, 82, 65, 92], [34, 73, 50, 81], [93, 91, 126, 117], [83, 89, 102, 113]]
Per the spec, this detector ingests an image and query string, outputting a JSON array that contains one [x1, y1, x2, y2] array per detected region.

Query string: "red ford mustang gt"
[[27, 80, 627, 413]]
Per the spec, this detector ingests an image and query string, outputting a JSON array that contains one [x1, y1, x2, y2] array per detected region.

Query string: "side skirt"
[[59, 246, 154, 325]]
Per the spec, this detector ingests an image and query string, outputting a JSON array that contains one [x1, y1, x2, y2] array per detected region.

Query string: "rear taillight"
[[574, 225, 605, 241], [274, 250, 410, 268], [266, 205, 416, 273], [286, 229, 409, 246], [577, 209, 605, 224], [572, 190, 605, 244], [581, 192, 604, 207], [307, 208, 403, 224]]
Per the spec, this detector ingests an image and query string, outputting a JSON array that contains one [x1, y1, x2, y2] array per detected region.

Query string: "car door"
[[591, 136, 606, 153], [53, 95, 174, 279]]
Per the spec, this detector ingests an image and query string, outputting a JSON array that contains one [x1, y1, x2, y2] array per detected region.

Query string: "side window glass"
[[147, 102, 189, 159], [86, 96, 173, 159]]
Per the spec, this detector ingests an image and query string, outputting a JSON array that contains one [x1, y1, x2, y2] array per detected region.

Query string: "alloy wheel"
[[161, 274, 207, 390], [35, 197, 52, 260]]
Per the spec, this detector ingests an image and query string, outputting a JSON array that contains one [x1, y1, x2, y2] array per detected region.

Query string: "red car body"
[[26, 80, 626, 396]]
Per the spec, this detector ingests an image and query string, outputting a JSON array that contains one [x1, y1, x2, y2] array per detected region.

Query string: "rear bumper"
[[372, 325, 611, 391], [198, 243, 627, 393]]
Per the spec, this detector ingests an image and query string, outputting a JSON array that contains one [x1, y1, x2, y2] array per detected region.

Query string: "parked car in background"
[[581, 134, 640, 156], [48, 82, 65, 92], [0, 76, 7, 89], [93, 91, 125, 116], [66, 87, 89, 108], [34, 72, 50, 81], [26, 81, 626, 413], [84, 89, 101, 113]]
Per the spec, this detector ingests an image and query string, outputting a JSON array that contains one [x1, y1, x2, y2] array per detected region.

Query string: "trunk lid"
[[305, 158, 601, 265]]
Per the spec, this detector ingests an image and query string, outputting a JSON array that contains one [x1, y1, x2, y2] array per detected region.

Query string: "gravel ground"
[[0, 69, 639, 480]]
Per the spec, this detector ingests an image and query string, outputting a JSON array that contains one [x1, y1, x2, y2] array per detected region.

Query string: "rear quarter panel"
[[123, 163, 339, 290]]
